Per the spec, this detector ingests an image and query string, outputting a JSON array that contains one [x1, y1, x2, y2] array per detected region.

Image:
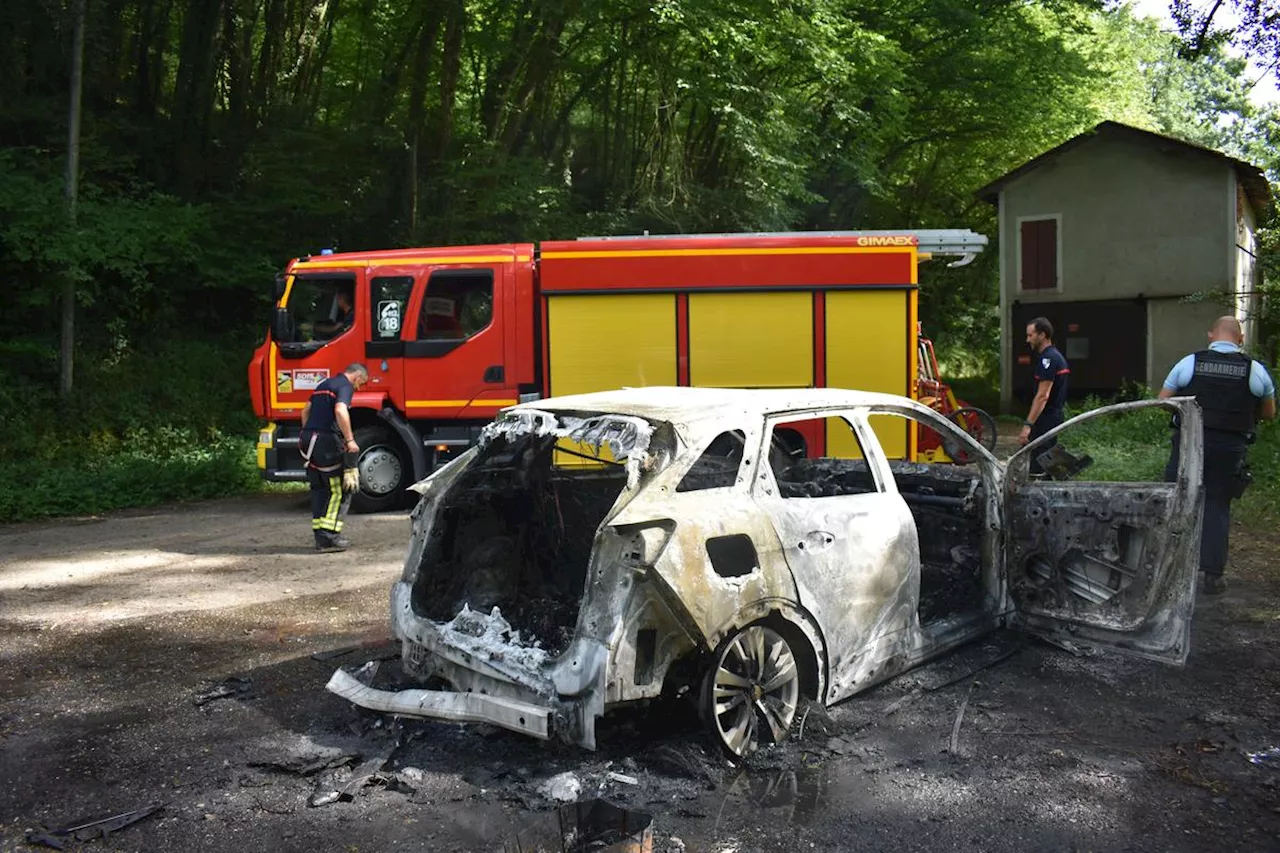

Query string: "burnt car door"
[[1003, 398, 1202, 664], [753, 411, 921, 703]]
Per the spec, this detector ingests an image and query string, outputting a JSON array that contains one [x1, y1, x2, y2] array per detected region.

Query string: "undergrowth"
[[0, 339, 270, 522], [1, 433, 261, 521]]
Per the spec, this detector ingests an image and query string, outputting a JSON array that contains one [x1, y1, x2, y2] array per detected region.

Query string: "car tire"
[[351, 424, 410, 513], [702, 624, 801, 759]]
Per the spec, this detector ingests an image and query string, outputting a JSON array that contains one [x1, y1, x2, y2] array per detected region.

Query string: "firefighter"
[[316, 288, 354, 339], [300, 363, 369, 552], [1018, 317, 1070, 473], [1158, 316, 1276, 595]]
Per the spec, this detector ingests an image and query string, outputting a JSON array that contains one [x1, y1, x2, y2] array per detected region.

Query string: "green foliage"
[[0, 339, 266, 522], [1054, 399, 1172, 482], [0, 433, 260, 522], [942, 375, 1001, 415], [1050, 393, 1280, 528], [0, 0, 1272, 520], [1238, 422, 1280, 524]]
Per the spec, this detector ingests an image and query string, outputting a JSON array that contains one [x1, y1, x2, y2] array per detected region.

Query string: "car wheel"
[[702, 624, 800, 758], [351, 425, 409, 513]]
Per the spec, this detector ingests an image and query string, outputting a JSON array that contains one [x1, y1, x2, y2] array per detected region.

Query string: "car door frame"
[[848, 402, 1008, 632], [1003, 397, 1203, 664], [749, 406, 926, 705]]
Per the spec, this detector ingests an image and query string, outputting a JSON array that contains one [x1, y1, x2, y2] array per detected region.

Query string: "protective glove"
[[342, 467, 360, 493]]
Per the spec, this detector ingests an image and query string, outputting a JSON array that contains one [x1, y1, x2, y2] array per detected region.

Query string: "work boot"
[[315, 533, 351, 553], [1202, 574, 1227, 595]]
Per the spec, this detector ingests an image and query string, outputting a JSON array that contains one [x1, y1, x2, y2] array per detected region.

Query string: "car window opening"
[[274, 273, 357, 355], [677, 430, 747, 491]]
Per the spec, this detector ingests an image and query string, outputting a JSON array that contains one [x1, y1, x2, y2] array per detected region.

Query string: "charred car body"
[[329, 388, 1203, 757]]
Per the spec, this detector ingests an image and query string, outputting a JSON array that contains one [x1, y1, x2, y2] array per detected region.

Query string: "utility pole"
[[61, 0, 85, 399]]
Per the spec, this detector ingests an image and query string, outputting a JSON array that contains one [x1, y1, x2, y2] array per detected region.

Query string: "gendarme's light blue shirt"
[[1162, 341, 1276, 398]]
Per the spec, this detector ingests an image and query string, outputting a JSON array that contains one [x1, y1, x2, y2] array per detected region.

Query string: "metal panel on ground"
[[826, 290, 914, 459], [547, 294, 677, 397], [688, 292, 813, 389]]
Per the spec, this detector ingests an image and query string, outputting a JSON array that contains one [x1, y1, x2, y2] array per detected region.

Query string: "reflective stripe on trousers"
[[308, 469, 350, 533]]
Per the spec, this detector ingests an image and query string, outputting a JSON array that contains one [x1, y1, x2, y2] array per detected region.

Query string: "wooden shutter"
[[1020, 219, 1057, 290]]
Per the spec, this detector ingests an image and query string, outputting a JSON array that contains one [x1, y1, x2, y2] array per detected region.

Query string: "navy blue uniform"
[[1029, 344, 1070, 440], [301, 374, 355, 543], [1027, 345, 1070, 476]]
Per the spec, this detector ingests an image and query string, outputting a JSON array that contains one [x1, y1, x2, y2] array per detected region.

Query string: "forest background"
[[1, 0, 1277, 520]]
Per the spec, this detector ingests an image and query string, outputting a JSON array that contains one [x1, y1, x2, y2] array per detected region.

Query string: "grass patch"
[[1051, 395, 1280, 528], [1, 430, 263, 522], [0, 338, 273, 523], [1051, 402, 1170, 482], [1236, 431, 1280, 526]]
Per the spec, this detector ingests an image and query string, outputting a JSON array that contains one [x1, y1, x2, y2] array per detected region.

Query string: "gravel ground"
[[2, 489, 1278, 853]]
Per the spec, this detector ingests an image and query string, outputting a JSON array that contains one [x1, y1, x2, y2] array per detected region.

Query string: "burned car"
[[328, 388, 1202, 757]]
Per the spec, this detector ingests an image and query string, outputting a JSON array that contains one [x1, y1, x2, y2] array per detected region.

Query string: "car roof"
[[514, 386, 926, 426]]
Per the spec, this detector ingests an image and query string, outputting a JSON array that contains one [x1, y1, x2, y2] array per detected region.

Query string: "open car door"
[[1003, 398, 1202, 664]]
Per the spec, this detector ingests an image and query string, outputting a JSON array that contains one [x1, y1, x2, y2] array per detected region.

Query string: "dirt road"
[[2, 492, 1279, 852]]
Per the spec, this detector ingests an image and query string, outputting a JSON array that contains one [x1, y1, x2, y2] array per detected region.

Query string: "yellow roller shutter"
[[689, 292, 812, 388]]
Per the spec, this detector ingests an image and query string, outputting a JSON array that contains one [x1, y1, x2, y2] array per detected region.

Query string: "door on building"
[[1011, 299, 1147, 403]]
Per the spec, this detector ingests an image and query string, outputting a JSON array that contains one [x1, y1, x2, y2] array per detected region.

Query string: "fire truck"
[[250, 230, 987, 511]]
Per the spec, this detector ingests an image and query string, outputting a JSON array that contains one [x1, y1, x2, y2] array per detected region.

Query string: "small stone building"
[[976, 121, 1271, 407]]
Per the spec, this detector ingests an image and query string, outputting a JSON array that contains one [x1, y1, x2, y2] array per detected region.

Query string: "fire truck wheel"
[[351, 425, 409, 513]]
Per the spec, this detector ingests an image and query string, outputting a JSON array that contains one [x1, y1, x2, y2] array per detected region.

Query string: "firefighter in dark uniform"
[[1018, 317, 1070, 474], [1159, 316, 1276, 594], [300, 363, 369, 552]]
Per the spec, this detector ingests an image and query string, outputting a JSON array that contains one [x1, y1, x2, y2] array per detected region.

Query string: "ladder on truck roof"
[[573, 229, 988, 267]]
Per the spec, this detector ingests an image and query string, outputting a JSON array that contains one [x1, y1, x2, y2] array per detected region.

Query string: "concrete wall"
[[1147, 298, 1224, 390], [998, 133, 1236, 407], [1235, 180, 1260, 346]]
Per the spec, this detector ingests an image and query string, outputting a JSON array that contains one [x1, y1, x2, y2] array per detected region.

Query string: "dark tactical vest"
[[1184, 349, 1256, 435]]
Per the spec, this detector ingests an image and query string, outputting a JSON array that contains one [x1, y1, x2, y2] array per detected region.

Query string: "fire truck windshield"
[[274, 274, 356, 354]]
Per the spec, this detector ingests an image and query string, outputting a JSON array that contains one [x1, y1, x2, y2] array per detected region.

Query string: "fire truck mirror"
[[273, 273, 287, 301], [271, 307, 294, 343]]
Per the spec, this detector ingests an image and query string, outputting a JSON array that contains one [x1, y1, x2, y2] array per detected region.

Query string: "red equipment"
[[915, 326, 998, 463]]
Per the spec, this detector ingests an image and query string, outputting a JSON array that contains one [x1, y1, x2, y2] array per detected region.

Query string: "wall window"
[[1019, 216, 1059, 291], [418, 270, 494, 341]]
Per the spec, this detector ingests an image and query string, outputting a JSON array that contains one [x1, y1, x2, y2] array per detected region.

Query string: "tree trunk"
[[432, 0, 464, 162], [406, 3, 442, 232], [253, 0, 286, 117], [62, 0, 86, 399], [306, 0, 341, 116], [171, 0, 225, 194], [480, 0, 534, 141]]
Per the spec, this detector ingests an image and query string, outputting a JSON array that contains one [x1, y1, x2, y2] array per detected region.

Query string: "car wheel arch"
[[704, 601, 826, 702]]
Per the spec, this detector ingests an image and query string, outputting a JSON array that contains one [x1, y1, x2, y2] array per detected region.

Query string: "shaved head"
[[1209, 316, 1244, 345]]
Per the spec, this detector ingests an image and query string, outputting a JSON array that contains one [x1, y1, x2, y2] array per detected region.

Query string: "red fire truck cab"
[[249, 231, 986, 511]]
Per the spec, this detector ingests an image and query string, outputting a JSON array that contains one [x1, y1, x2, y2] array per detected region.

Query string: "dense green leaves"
[[0, 0, 1269, 358], [0, 0, 1275, 519]]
